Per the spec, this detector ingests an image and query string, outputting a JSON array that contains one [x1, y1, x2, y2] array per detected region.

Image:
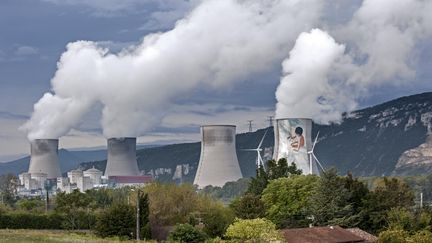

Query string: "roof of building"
[[280, 226, 365, 243], [108, 175, 153, 184], [346, 228, 377, 242], [84, 166, 102, 173]]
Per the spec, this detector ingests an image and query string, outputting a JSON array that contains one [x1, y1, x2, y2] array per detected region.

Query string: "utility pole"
[[44, 181, 50, 213], [267, 116, 274, 127], [420, 192, 423, 208], [137, 189, 140, 241], [136, 188, 141, 241], [247, 120, 253, 132]]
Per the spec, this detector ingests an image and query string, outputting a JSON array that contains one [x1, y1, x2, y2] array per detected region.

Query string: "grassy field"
[[0, 229, 153, 243]]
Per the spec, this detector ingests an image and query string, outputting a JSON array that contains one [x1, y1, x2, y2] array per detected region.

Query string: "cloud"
[[0, 111, 29, 120], [14, 46, 39, 56], [138, 1, 199, 31], [42, 0, 198, 18]]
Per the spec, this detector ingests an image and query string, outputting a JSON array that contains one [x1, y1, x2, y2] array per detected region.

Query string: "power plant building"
[[28, 139, 61, 179], [194, 125, 242, 188], [104, 137, 140, 176], [273, 118, 319, 174]]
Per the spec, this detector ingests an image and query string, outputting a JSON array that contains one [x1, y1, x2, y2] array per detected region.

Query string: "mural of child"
[[291, 126, 305, 151]]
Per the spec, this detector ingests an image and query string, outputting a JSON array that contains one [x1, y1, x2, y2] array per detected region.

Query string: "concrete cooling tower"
[[104, 137, 139, 176], [194, 125, 242, 188], [273, 118, 319, 175], [28, 139, 61, 179]]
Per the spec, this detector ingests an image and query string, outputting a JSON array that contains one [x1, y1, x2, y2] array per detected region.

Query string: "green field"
[[0, 230, 152, 243]]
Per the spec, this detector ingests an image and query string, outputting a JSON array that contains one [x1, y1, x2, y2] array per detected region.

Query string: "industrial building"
[[273, 118, 319, 175], [194, 125, 243, 188], [28, 139, 61, 179], [104, 137, 140, 176]]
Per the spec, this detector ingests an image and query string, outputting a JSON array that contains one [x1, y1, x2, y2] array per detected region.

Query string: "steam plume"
[[23, 0, 323, 139], [275, 0, 432, 123]]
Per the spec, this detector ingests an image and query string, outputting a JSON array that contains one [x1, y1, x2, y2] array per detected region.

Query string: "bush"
[[409, 230, 432, 243], [377, 229, 409, 243], [225, 218, 282, 242], [230, 193, 265, 219], [61, 209, 97, 230], [95, 203, 135, 239], [168, 224, 208, 243], [201, 202, 234, 238], [0, 212, 64, 229]]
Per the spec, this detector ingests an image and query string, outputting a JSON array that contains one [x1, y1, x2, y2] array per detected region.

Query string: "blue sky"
[[0, 0, 431, 161]]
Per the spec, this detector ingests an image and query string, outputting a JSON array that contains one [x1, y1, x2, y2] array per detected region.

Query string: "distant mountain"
[[314, 92, 432, 176], [80, 92, 432, 180], [3, 92, 432, 180]]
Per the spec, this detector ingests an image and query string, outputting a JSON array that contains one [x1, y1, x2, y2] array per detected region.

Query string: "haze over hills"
[[1, 92, 431, 180]]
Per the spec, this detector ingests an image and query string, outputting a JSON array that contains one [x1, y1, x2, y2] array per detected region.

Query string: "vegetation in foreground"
[[2, 158, 432, 242], [0, 229, 154, 242]]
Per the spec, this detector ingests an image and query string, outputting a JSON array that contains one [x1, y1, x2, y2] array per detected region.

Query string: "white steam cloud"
[[275, 0, 432, 123], [275, 29, 353, 123], [22, 0, 432, 139], [23, 0, 323, 139]]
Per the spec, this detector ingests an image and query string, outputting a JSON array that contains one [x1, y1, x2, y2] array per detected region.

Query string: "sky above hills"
[[0, 0, 431, 161]]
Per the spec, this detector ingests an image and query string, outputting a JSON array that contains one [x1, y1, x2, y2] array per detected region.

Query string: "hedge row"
[[0, 212, 64, 229]]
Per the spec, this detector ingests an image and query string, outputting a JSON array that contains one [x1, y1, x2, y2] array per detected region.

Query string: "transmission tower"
[[267, 116, 274, 127], [247, 120, 253, 132]]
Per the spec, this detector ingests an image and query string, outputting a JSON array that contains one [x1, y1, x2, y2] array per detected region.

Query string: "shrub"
[[95, 203, 135, 239], [377, 229, 409, 243], [225, 218, 282, 242], [201, 201, 234, 238], [408, 230, 432, 243], [168, 224, 208, 243], [0, 212, 64, 229], [230, 193, 265, 219]]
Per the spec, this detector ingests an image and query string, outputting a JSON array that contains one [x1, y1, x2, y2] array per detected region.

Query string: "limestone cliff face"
[[393, 135, 432, 175]]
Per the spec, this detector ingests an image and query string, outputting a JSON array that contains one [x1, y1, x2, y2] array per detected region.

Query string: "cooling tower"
[[28, 139, 61, 179], [273, 118, 318, 175], [194, 125, 242, 188], [104, 137, 139, 176]]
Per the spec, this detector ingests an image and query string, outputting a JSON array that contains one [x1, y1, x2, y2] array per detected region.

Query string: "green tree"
[[230, 193, 265, 219], [360, 177, 415, 233], [387, 207, 415, 231], [309, 169, 357, 227], [267, 158, 302, 180], [344, 172, 369, 215], [408, 230, 432, 243], [377, 229, 409, 243], [144, 183, 201, 226], [85, 188, 113, 208], [54, 189, 96, 229], [246, 165, 268, 196], [168, 224, 208, 243], [201, 201, 235, 238], [138, 192, 151, 239], [261, 175, 318, 228], [16, 197, 44, 212], [0, 174, 18, 206], [95, 203, 135, 239], [225, 218, 282, 242]]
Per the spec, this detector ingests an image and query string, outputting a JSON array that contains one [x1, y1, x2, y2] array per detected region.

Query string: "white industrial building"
[[57, 167, 104, 193], [19, 172, 47, 190], [193, 125, 243, 188]]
